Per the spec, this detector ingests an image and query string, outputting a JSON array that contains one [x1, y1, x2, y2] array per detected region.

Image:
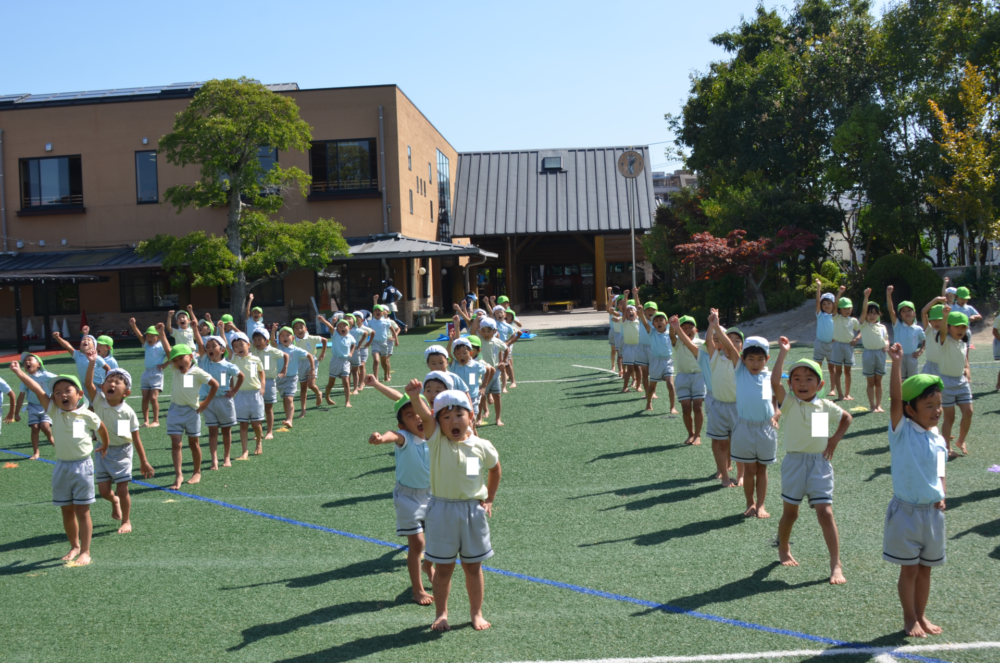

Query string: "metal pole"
[[628, 173, 636, 291]]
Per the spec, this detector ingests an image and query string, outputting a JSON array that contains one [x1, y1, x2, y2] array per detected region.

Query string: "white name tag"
[[470, 374, 478, 385], [117, 419, 131, 438], [183, 374, 193, 388], [73, 419, 86, 438], [811, 412, 829, 438], [937, 451, 946, 477], [465, 456, 480, 476], [761, 379, 772, 400], [264, 355, 270, 370]]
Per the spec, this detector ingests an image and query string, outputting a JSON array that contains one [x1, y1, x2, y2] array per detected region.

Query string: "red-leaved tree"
[[770, 226, 820, 288], [674, 230, 774, 313]]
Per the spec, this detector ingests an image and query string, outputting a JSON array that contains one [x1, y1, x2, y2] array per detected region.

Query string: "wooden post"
[[595, 235, 607, 309], [14, 285, 23, 355], [505, 236, 515, 306]]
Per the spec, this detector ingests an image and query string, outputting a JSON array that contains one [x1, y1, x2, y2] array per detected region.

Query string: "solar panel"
[[0, 94, 29, 103], [18, 94, 58, 103]]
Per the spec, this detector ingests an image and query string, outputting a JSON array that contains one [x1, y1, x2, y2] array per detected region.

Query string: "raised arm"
[[886, 286, 897, 325], [939, 305, 951, 345], [157, 322, 172, 356], [316, 315, 337, 334], [636, 294, 652, 333], [190, 309, 207, 355], [369, 430, 407, 447], [9, 361, 49, 410], [364, 374, 402, 401], [922, 295, 945, 329], [51, 331, 74, 353], [269, 323, 280, 348], [709, 312, 740, 366], [605, 287, 616, 315], [772, 336, 790, 405], [84, 356, 98, 401], [861, 288, 871, 321], [129, 317, 145, 343], [888, 343, 904, 429], [405, 379, 435, 433], [165, 310, 175, 334], [815, 278, 823, 315], [244, 293, 254, 323], [941, 276, 949, 297], [670, 316, 703, 359]]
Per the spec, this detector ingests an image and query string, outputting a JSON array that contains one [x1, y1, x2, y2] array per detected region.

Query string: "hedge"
[[860, 253, 942, 315]]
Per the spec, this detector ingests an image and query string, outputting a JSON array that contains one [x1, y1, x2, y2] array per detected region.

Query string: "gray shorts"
[[485, 369, 502, 395], [359, 348, 370, 364], [862, 348, 887, 377], [349, 351, 363, 368], [394, 482, 431, 536], [622, 344, 642, 366], [166, 404, 201, 437], [203, 394, 236, 428], [730, 418, 778, 465], [648, 356, 675, 382], [94, 444, 133, 484], [140, 368, 164, 391], [707, 399, 738, 440], [675, 372, 706, 401], [899, 355, 920, 380], [26, 402, 51, 426], [234, 390, 264, 422], [922, 361, 939, 376], [263, 377, 278, 404], [297, 360, 315, 383], [813, 340, 833, 363], [613, 332, 624, 353], [830, 341, 855, 367], [328, 357, 351, 379], [423, 496, 493, 564], [994, 338, 1000, 361], [883, 497, 945, 567], [387, 340, 395, 356], [52, 458, 96, 506], [781, 452, 833, 505], [941, 374, 973, 407], [371, 340, 390, 357], [276, 375, 298, 398]]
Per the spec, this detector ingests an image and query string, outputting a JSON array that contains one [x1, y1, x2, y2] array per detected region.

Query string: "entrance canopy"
[[345, 233, 497, 260], [1, 274, 111, 354]]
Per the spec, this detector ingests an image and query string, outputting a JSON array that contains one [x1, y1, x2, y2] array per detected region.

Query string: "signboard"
[[617, 150, 644, 178]]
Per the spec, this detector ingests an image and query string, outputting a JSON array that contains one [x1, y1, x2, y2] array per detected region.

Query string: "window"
[[218, 279, 284, 308], [407, 145, 412, 170], [309, 139, 378, 195], [33, 283, 79, 315], [409, 189, 414, 214], [430, 201, 434, 221], [19, 156, 83, 209], [428, 162, 432, 184], [542, 156, 562, 170], [436, 150, 452, 243], [408, 260, 416, 300], [421, 258, 430, 297], [120, 270, 184, 312], [135, 151, 158, 203]]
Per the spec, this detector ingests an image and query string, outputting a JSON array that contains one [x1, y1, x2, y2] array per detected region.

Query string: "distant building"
[[652, 170, 698, 205]]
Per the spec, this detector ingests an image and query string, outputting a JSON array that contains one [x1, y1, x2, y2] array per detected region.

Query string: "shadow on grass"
[[572, 476, 712, 499], [229, 588, 417, 652], [323, 492, 393, 509], [274, 623, 444, 662], [352, 467, 394, 480], [796, 631, 913, 663], [572, 411, 650, 425], [602, 484, 724, 512], [947, 486, 1000, 510], [855, 445, 889, 456], [864, 465, 891, 482], [953, 516, 1000, 542], [587, 444, 686, 463], [0, 558, 67, 576], [581, 514, 745, 548], [222, 548, 405, 592], [0, 526, 116, 555]]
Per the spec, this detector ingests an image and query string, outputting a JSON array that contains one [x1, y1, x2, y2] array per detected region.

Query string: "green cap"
[[901, 374, 943, 402], [394, 393, 429, 415], [505, 308, 516, 317], [678, 315, 696, 326], [497, 296, 509, 304], [838, 297, 852, 309], [251, 306, 263, 314], [96, 335, 114, 355], [652, 312, 668, 320], [947, 311, 969, 327], [291, 318, 306, 327], [788, 358, 823, 380], [897, 301, 915, 312], [201, 319, 215, 334], [279, 326, 294, 335], [955, 286, 971, 299], [23, 353, 45, 370], [169, 345, 192, 360], [928, 305, 945, 321], [468, 335, 482, 348], [627, 299, 636, 306], [643, 301, 658, 311], [50, 374, 83, 394], [145, 326, 159, 336], [220, 314, 234, 323], [335, 317, 351, 327], [725, 327, 745, 342], [867, 301, 880, 311], [344, 313, 356, 322]]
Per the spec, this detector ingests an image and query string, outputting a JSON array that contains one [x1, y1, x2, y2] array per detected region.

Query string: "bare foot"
[[264, 432, 273, 440], [118, 521, 133, 534], [743, 505, 757, 518], [283, 420, 293, 428], [510, 383, 517, 388], [843, 395, 855, 401], [683, 434, 694, 445], [645, 403, 653, 411], [496, 419, 505, 426], [149, 421, 160, 428], [169, 478, 183, 490], [957, 441, 968, 455], [254, 446, 263, 455], [142, 422, 151, 428], [670, 408, 679, 414], [652, 393, 658, 399], [187, 472, 201, 485], [223, 457, 232, 467], [830, 564, 847, 585], [236, 453, 249, 461], [948, 450, 959, 459], [62, 547, 81, 561], [209, 462, 219, 471], [873, 406, 885, 413], [110, 495, 122, 521], [756, 507, 771, 519], [690, 436, 701, 446], [918, 617, 942, 635], [74, 552, 92, 566], [621, 387, 631, 393], [431, 615, 450, 631], [325, 397, 336, 406], [471, 613, 491, 630], [315, 398, 323, 407], [297, 412, 306, 419], [345, 402, 352, 408], [827, 392, 837, 400], [413, 590, 433, 606], [29, 452, 40, 460], [722, 477, 737, 488], [779, 546, 799, 566], [502, 388, 509, 394], [351, 390, 360, 395], [904, 620, 927, 638]]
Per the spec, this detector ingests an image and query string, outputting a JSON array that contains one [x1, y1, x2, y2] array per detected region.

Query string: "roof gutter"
[[464, 254, 488, 293], [0, 129, 7, 252]]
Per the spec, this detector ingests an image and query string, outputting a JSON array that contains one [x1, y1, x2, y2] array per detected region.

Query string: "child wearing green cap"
[[52, 331, 107, 395], [885, 343, 947, 638], [773, 337, 853, 584], [9, 353, 56, 458], [10, 361, 109, 567], [129, 318, 167, 427], [671, 313, 706, 445], [95, 335, 119, 371], [937, 306, 973, 457], [291, 318, 326, 415], [920, 298, 946, 377], [166, 309, 197, 357], [950, 286, 982, 323], [886, 286, 925, 380], [814, 282, 845, 397], [858, 289, 889, 413], [317, 315, 357, 408], [245, 293, 266, 337], [637, 297, 677, 415], [369, 297, 399, 382], [829, 297, 860, 402]]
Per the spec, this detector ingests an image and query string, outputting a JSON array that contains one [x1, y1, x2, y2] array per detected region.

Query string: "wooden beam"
[[595, 235, 607, 309], [571, 234, 595, 254], [505, 237, 515, 306], [515, 235, 540, 254]]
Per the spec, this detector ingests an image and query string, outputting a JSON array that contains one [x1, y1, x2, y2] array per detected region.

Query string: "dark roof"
[[451, 146, 656, 237], [0, 248, 161, 273], [345, 234, 497, 260], [0, 274, 109, 285], [0, 82, 298, 110]]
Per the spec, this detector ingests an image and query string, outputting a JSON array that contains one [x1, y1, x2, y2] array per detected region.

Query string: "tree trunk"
[[227, 191, 248, 331], [748, 262, 768, 315], [963, 218, 973, 272]]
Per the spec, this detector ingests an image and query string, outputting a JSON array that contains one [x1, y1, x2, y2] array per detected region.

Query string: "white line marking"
[[573, 364, 621, 375], [487, 642, 1000, 663], [518, 377, 618, 384]]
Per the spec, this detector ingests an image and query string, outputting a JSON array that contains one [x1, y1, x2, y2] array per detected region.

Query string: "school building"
[[0, 82, 501, 345]]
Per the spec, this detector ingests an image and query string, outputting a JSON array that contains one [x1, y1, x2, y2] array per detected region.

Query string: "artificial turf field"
[[1, 326, 999, 663]]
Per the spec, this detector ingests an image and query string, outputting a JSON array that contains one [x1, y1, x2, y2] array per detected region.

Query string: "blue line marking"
[[0, 448, 949, 663]]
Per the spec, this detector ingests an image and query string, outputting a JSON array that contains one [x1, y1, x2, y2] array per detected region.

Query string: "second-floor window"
[[135, 151, 158, 203], [20, 155, 83, 209], [309, 139, 378, 195]]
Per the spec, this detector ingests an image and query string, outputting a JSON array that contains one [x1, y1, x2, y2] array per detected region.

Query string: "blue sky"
[[5, 0, 775, 172]]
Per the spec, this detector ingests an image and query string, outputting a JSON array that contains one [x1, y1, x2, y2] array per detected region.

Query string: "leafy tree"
[[674, 230, 775, 313], [138, 78, 349, 327]]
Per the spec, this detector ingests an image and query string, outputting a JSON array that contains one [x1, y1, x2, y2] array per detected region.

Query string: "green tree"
[[138, 78, 349, 327]]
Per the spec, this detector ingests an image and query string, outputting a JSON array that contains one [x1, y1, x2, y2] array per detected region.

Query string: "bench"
[[414, 308, 437, 327], [542, 301, 573, 313]]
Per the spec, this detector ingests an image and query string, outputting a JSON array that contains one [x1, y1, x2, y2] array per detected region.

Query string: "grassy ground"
[[1, 330, 999, 663]]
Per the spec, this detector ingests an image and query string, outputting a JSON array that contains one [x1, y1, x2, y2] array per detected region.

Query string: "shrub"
[[860, 253, 942, 315], [820, 260, 843, 283], [766, 287, 807, 313]]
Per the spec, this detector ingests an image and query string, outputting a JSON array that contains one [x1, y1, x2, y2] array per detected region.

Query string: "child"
[[937, 307, 973, 457], [920, 299, 946, 376], [369, 393, 435, 605], [637, 303, 675, 414], [447, 331, 492, 425], [158, 324, 219, 489], [942, 277, 955, 304], [830, 297, 860, 401], [772, 340, 852, 584], [52, 331, 107, 394], [369, 298, 398, 382], [192, 317, 242, 468], [406, 383, 501, 631], [712, 314, 777, 518], [858, 289, 889, 413], [671, 315, 706, 446], [887, 286, 925, 380], [318, 315, 357, 408], [815, 282, 846, 398], [950, 286, 982, 324], [476, 317, 510, 427], [613, 292, 644, 394], [96, 336, 119, 371], [637, 300, 659, 398], [166, 309, 197, 356], [885, 345, 947, 638], [9, 363, 108, 566], [8, 353, 56, 458], [0, 373, 13, 441], [84, 360, 154, 534], [219, 314, 238, 349], [503, 308, 521, 388], [276, 324, 314, 423], [492, 306, 521, 392], [245, 293, 265, 337], [348, 313, 373, 394], [252, 327, 288, 440], [229, 332, 266, 457], [292, 318, 326, 413], [606, 292, 627, 378], [129, 319, 166, 427]]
